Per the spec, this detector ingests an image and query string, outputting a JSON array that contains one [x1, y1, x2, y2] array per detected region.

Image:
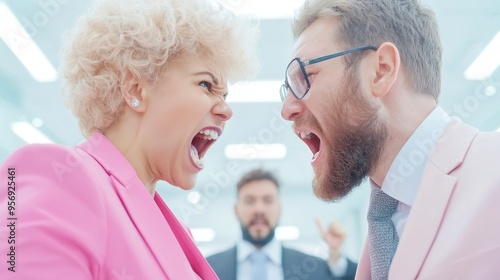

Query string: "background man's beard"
[[241, 225, 276, 247], [313, 73, 388, 201]]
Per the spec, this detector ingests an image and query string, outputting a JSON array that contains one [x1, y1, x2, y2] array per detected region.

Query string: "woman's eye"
[[200, 81, 212, 91]]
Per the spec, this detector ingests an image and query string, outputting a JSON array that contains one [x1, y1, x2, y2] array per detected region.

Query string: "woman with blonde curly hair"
[[0, 0, 258, 278]]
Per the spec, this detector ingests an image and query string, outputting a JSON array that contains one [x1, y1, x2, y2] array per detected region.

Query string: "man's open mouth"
[[298, 130, 321, 162], [189, 127, 221, 169]]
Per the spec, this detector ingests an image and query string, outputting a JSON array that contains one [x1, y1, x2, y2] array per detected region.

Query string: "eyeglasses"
[[279, 45, 377, 102]]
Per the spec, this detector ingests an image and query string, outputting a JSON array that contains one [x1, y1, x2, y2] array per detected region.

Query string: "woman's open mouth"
[[189, 126, 222, 169]]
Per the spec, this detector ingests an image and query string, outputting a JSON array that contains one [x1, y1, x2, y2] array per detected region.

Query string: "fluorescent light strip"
[[191, 228, 215, 243], [275, 226, 300, 241], [11, 121, 53, 144], [225, 143, 287, 159], [227, 80, 282, 103], [464, 31, 500, 80], [0, 2, 58, 82]]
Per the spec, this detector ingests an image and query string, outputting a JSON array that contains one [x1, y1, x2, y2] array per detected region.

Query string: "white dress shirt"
[[329, 255, 349, 277], [237, 238, 283, 280], [379, 106, 450, 237], [236, 238, 349, 279]]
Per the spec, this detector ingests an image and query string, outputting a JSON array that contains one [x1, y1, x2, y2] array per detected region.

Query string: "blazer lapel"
[[355, 239, 371, 279], [78, 132, 199, 279], [154, 195, 219, 280], [389, 118, 478, 279], [281, 246, 290, 275], [116, 177, 200, 279], [230, 246, 237, 280], [389, 165, 456, 279]]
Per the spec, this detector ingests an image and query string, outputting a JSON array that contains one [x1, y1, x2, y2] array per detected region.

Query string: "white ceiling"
[[0, 0, 499, 259]]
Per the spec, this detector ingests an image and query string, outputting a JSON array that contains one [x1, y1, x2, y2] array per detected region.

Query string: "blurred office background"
[[0, 0, 499, 261]]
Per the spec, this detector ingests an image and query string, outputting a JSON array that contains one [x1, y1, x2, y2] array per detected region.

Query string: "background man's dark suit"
[[207, 245, 357, 280]]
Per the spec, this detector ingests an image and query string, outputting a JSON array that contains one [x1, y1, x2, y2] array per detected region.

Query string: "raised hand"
[[315, 218, 347, 264]]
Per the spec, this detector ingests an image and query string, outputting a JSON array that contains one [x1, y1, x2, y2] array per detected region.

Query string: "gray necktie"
[[368, 188, 400, 280], [250, 250, 268, 280]]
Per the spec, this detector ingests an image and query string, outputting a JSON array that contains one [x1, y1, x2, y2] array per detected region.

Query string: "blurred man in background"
[[207, 168, 357, 280]]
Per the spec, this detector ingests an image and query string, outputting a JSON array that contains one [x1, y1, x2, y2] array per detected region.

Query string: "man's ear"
[[233, 203, 239, 218], [370, 42, 400, 98], [121, 70, 146, 112]]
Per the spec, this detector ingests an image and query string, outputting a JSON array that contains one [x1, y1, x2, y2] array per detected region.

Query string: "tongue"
[[190, 144, 203, 167]]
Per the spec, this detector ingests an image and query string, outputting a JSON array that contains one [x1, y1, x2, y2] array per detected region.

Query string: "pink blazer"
[[356, 118, 500, 279], [0, 132, 218, 279]]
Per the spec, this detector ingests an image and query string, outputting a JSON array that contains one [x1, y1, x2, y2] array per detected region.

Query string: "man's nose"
[[281, 92, 303, 121]]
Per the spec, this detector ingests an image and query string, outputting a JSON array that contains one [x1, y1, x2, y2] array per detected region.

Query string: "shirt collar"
[[237, 237, 282, 265], [381, 106, 450, 206]]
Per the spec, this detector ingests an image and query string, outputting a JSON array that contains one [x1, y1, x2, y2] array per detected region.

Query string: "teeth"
[[190, 144, 204, 167], [312, 151, 319, 161], [300, 130, 312, 139], [198, 129, 219, 140]]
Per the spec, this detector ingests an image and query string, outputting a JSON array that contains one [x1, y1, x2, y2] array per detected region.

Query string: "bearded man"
[[207, 168, 357, 280]]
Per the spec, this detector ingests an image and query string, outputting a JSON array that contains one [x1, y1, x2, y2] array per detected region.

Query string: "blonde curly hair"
[[61, 0, 259, 137]]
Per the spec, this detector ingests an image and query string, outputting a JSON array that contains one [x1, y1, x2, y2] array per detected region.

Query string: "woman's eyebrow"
[[193, 71, 219, 85]]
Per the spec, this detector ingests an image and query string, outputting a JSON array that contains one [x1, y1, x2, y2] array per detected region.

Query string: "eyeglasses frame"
[[280, 45, 378, 102]]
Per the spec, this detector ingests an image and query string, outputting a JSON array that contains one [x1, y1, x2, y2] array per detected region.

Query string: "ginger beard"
[[304, 70, 388, 201]]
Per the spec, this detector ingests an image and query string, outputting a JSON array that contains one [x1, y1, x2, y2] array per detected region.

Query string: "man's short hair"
[[236, 168, 280, 194]]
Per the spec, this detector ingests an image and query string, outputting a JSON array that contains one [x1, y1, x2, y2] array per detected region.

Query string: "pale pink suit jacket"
[[356, 118, 500, 279], [0, 132, 219, 279]]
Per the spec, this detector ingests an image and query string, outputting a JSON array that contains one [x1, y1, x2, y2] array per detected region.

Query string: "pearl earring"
[[131, 99, 140, 108]]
